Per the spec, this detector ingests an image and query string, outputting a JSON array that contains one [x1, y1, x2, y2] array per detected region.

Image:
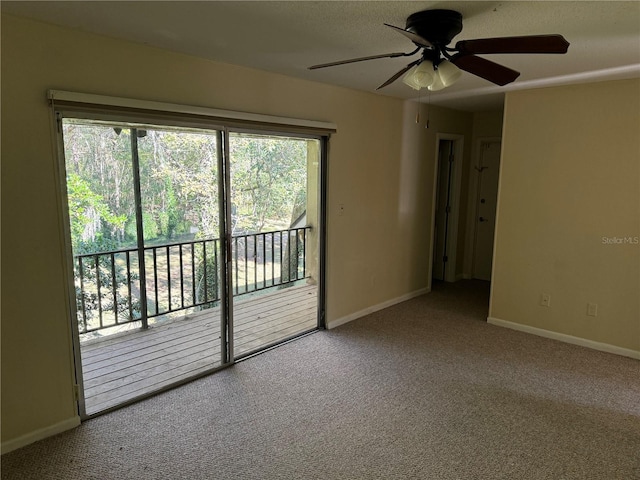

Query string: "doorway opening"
[[429, 134, 464, 288]]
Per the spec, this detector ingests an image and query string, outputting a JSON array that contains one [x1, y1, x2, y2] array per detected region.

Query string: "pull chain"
[[416, 87, 427, 124], [426, 90, 431, 129]]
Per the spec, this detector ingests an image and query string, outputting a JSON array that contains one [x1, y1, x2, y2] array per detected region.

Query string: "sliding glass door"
[[228, 132, 320, 358], [61, 120, 226, 415], [59, 117, 323, 416]]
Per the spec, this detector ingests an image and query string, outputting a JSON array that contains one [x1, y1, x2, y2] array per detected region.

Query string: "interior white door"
[[473, 141, 501, 281]]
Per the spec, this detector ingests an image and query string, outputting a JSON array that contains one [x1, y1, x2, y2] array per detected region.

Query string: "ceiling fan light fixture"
[[436, 59, 462, 87]]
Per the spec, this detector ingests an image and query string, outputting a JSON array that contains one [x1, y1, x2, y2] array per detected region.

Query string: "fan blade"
[[451, 54, 520, 86], [384, 23, 433, 48], [309, 51, 412, 70], [376, 59, 421, 90], [455, 35, 570, 55]]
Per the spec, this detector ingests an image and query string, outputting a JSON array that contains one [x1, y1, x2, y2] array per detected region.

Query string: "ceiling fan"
[[309, 9, 570, 91]]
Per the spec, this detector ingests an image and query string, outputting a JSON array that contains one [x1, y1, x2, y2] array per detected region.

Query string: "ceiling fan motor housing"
[[406, 9, 463, 47]]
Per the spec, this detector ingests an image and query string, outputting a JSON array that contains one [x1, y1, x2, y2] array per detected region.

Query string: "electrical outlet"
[[587, 303, 598, 317], [540, 293, 551, 307]]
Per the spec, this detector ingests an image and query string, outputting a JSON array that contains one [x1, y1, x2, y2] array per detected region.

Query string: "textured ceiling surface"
[[3, 1, 639, 111]]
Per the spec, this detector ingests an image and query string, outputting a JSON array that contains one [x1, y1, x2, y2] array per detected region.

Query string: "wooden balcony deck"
[[80, 283, 318, 415]]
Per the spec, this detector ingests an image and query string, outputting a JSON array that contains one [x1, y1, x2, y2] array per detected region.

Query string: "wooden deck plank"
[[83, 334, 221, 388], [234, 314, 317, 356], [234, 299, 316, 334], [84, 344, 221, 397], [80, 283, 317, 415], [81, 315, 219, 356], [82, 283, 312, 355], [234, 305, 316, 344], [85, 290, 314, 379], [82, 320, 220, 369], [82, 285, 312, 360], [86, 356, 218, 414]]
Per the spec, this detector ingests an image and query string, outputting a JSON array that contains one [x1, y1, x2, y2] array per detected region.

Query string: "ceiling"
[[3, 1, 639, 111]]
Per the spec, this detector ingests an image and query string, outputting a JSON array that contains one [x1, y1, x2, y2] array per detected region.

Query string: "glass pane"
[[137, 128, 222, 323], [63, 121, 137, 254], [62, 120, 139, 338], [229, 132, 319, 357]]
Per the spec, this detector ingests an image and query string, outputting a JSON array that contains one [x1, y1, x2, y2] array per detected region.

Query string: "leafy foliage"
[[66, 148, 130, 256], [230, 134, 307, 234]]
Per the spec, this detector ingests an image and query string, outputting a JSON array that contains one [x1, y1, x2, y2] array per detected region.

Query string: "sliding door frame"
[[220, 128, 234, 364], [55, 114, 230, 418], [225, 127, 328, 360], [51, 95, 332, 418]]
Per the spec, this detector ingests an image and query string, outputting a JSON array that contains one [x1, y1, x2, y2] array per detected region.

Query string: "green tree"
[[230, 134, 307, 234], [63, 122, 135, 250], [66, 172, 126, 254]]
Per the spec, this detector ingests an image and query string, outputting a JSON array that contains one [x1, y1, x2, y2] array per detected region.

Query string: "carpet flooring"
[[2, 280, 639, 479]]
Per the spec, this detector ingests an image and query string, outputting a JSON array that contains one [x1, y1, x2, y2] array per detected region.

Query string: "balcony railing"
[[73, 227, 311, 335]]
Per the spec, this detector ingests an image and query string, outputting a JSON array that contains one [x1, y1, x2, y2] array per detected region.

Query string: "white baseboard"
[[487, 317, 640, 360], [1, 415, 81, 455], [327, 288, 429, 329]]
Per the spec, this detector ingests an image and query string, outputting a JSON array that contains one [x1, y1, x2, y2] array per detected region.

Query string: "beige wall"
[[1, 14, 474, 447], [491, 79, 640, 353], [471, 111, 504, 140]]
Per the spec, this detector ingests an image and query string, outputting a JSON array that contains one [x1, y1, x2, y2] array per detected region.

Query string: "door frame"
[[428, 133, 464, 290]]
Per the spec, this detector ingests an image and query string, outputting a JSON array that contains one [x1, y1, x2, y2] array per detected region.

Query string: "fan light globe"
[[436, 60, 462, 86], [402, 66, 422, 90], [402, 61, 435, 90], [427, 73, 446, 91], [413, 61, 435, 87], [403, 59, 461, 92]]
